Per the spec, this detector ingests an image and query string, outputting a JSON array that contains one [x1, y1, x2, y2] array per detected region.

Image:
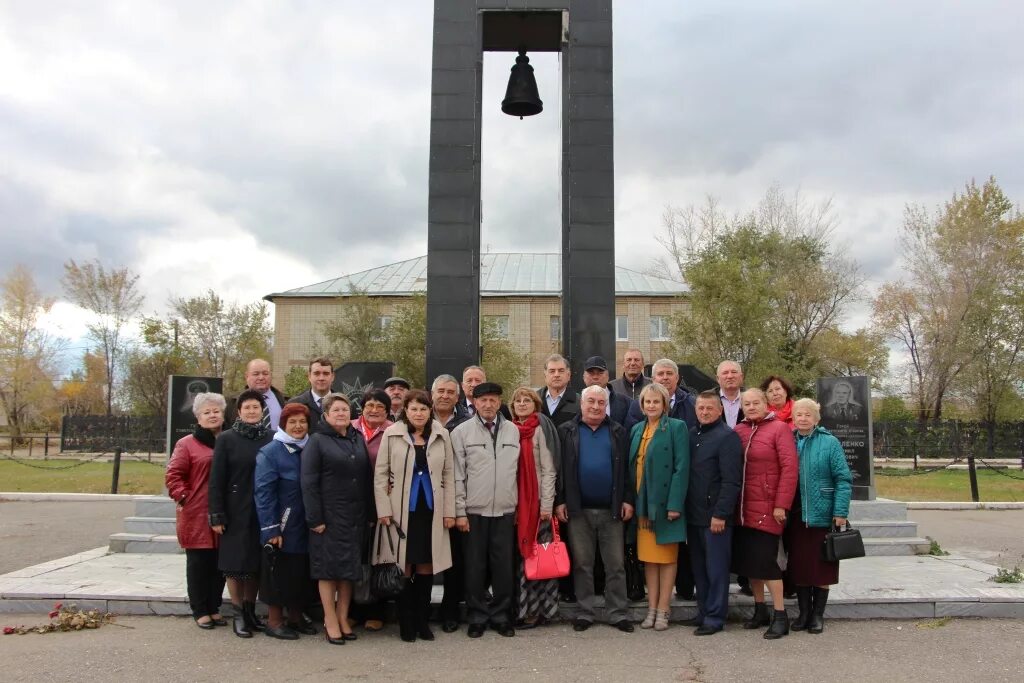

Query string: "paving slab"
[[2, 547, 1022, 619]]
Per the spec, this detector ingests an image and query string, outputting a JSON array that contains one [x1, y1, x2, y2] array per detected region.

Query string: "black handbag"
[[370, 523, 407, 599], [821, 522, 866, 562]]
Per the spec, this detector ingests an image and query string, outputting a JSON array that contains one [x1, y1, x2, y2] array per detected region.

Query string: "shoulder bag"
[[821, 521, 866, 562], [524, 517, 570, 580], [370, 523, 408, 599]]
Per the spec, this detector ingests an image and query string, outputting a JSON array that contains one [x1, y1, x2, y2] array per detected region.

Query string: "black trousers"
[[674, 544, 696, 599], [441, 526, 465, 621], [185, 549, 225, 619], [463, 513, 515, 626]]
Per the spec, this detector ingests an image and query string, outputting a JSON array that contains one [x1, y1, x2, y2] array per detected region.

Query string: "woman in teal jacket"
[[785, 398, 853, 635], [629, 383, 689, 631]]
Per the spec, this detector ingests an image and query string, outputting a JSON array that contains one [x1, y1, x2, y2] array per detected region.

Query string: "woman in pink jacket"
[[732, 388, 798, 639], [165, 392, 227, 630]]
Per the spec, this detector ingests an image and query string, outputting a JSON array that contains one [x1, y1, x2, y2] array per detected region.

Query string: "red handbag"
[[524, 517, 571, 580]]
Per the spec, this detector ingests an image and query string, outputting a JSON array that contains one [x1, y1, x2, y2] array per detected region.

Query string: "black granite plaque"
[[166, 376, 223, 456], [817, 376, 875, 501]]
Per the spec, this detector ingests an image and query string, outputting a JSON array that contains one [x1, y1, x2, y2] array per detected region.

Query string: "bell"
[[501, 49, 543, 119]]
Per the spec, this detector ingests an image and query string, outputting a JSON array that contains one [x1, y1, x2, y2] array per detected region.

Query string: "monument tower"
[[425, 0, 615, 387]]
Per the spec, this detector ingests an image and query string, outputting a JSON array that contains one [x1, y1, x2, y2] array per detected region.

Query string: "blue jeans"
[[687, 525, 733, 628]]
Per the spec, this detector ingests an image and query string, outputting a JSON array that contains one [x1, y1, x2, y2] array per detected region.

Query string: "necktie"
[[485, 421, 495, 435], [260, 401, 271, 431], [316, 396, 322, 412]]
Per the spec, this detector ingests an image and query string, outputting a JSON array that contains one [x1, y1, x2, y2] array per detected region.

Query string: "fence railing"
[[873, 420, 1024, 464]]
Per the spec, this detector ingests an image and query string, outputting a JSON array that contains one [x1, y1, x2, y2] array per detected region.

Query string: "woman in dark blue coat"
[[301, 393, 374, 645], [255, 402, 315, 640]]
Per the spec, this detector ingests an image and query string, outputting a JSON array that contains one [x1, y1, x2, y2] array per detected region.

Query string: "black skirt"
[[732, 526, 785, 580], [259, 550, 311, 606], [404, 505, 434, 566], [785, 491, 839, 586]]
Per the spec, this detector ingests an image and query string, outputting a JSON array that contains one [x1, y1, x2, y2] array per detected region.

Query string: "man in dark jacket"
[[287, 357, 334, 425], [227, 358, 288, 429], [582, 355, 638, 432], [555, 386, 635, 633], [609, 349, 652, 400], [625, 358, 697, 430], [539, 353, 580, 427], [686, 391, 743, 635]]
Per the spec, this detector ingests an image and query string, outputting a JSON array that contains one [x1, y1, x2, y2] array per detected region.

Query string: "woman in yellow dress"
[[629, 382, 690, 631]]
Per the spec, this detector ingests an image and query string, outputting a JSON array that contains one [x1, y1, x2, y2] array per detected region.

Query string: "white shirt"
[[545, 389, 564, 415], [721, 390, 742, 428]]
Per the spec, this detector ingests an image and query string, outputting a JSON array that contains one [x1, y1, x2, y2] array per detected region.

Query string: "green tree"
[[873, 178, 1024, 428], [480, 316, 528, 392], [62, 259, 144, 415], [123, 348, 189, 416], [0, 266, 66, 438], [657, 188, 865, 393], [875, 395, 913, 422], [386, 293, 428, 389], [283, 365, 309, 397], [321, 287, 386, 366]]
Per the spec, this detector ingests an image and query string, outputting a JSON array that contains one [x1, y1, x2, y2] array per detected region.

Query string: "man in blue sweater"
[[555, 386, 635, 633]]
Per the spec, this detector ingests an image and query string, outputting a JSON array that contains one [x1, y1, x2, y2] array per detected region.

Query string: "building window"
[[616, 315, 628, 341], [650, 315, 670, 341], [483, 315, 510, 339], [377, 315, 392, 334], [550, 315, 560, 341]]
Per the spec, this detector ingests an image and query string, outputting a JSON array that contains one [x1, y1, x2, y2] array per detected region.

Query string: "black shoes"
[[289, 620, 318, 636], [614, 620, 635, 633], [442, 619, 460, 633], [233, 614, 252, 638], [572, 618, 592, 632], [791, 587, 813, 631], [195, 618, 215, 631], [467, 623, 486, 638], [679, 616, 702, 627], [743, 602, 771, 630], [210, 615, 228, 627], [694, 624, 722, 636], [242, 602, 265, 632], [324, 630, 346, 645], [265, 624, 299, 640], [763, 610, 790, 640], [808, 587, 829, 634], [492, 622, 515, 637]]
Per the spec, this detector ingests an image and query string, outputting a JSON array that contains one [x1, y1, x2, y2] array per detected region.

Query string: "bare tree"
[[62, 259, 144, 415]]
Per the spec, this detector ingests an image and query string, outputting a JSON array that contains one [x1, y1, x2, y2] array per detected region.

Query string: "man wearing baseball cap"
[[583, 356, 638, 433], [451, 382, 521, 638]]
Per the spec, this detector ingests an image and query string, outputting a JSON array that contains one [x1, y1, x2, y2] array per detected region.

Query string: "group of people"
[[165, 352, 853, 644]]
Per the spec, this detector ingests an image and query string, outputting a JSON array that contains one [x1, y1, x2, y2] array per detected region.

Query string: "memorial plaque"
[[817, 376, 875, 500], [166, 375, 224, 457], [332, 361, 395, 401]]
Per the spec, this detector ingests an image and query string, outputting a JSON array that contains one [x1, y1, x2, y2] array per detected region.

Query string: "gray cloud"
[[1, 0, 1022, 312]]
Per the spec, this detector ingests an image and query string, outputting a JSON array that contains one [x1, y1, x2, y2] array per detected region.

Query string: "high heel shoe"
[[324, 626, 346, 645], [640, 608, 657, 629]]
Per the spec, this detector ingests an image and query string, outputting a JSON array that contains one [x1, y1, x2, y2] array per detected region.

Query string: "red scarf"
[[771, 400, 794, 425], [355, 415, 390, 443], [515, 413, 540, 560]]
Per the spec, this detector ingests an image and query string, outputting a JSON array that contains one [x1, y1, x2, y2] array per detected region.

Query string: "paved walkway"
[[2, 548, 1022, 619]]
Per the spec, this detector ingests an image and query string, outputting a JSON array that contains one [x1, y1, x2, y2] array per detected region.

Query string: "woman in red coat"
[[732, 388, 798, 639], [166, 392, 227, 630]]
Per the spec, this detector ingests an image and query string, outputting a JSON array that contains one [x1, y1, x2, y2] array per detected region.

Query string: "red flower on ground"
[[3, 627, 14, 635], [48, 610, 59, 618]]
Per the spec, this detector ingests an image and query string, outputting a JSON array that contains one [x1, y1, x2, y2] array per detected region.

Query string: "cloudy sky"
[[2, 0, 1022, 350]]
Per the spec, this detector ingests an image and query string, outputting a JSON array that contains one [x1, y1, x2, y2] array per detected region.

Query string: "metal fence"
[[873, 420, 1024, 463]]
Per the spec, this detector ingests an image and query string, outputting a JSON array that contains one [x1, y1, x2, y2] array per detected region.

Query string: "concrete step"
[[135, 496, 176, 519], [852, 520, 920, 538], [123, 516, 177, 535], [108, 533, 182, 554], [864, 537, 931, 556], [850, 498, 908, 521]]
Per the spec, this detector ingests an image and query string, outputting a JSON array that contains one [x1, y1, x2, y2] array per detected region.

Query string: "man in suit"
[[538, 353, 579, 427], [286, 357, 334, 425], [716, 360, 745, 428], [625, 358, 697, 430], [227, 358, 287, 429], [609, 349, 652, 400]]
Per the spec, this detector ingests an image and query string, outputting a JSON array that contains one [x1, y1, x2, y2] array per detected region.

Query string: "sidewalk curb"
[[0, 492, 159, 502], [906, 502, 1024, 510]]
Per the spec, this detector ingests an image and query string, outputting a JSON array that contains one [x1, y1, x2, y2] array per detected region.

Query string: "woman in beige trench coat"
[[373, 389, 455, 642]]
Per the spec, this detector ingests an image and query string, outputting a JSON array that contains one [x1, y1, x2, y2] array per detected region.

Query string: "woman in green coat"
[[785, 398, 853, 635], [629, 383, 689, 631]]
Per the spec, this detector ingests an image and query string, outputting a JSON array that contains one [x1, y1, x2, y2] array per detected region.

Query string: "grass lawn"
[[0, 459, 165, 494], [876, 468, 1024, 502]]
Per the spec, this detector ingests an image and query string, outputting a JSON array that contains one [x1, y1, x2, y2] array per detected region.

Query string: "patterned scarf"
[[232, 418, 267, 441], [515, 413, 541, 560]]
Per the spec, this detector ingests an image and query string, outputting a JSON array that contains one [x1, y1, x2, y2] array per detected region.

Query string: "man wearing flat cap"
[[383, 376, 410, 422], [451, 382, 521, 638]]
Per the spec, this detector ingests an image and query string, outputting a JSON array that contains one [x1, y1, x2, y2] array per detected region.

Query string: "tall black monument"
[[426, 1, 615, 388]]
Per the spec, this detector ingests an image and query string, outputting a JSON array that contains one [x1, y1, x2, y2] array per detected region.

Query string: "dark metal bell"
[[501, 49, 543, 119]]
